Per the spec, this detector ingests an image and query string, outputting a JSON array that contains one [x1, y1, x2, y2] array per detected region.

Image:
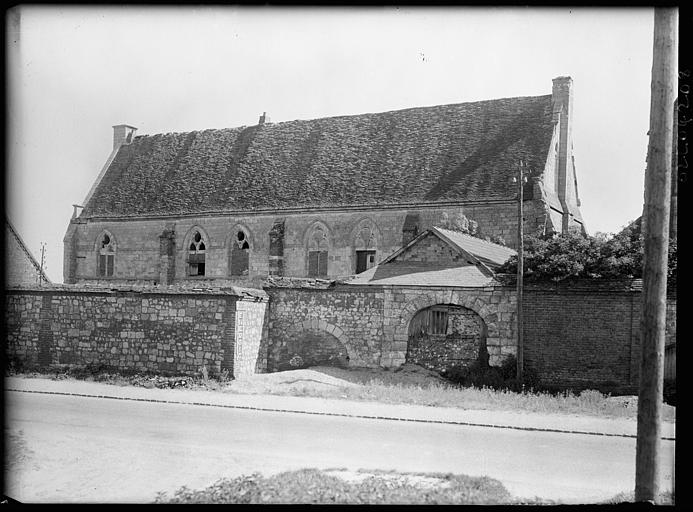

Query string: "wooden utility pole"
[[515, 160, 528, 382], [635, 7, 677, 503], [39, 242, 46, 286]]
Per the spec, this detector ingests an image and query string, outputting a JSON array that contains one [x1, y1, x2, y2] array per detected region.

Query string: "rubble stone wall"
[[5, 287, 267, 378]]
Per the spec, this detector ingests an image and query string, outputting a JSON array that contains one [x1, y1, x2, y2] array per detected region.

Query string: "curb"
[[7, 388, 676, 441]]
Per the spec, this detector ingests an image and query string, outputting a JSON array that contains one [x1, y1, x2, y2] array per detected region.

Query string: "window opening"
[[428, 308, 449, 335], [98, 233, 115, 277], [355, 223, 377, 274], [308, 226, 329, 277], [230, 230, 250, 276], [355, 250, 376, 274], [188, 230, 206, 276]]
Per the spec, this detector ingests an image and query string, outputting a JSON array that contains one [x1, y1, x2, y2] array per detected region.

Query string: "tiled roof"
[[346, 262, 496, 287], [5, 220, 51, 283], [432, 227, 517, 269], [348, 227, 515, 287], [82, 94, 554, 218]]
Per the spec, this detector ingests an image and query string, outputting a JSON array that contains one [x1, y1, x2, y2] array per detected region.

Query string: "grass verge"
[[6, 364, 675, 422]]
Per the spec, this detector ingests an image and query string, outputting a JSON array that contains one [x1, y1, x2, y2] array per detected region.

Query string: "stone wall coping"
[[4, 284, 268, 300], [262, 276, 339, 290], [496, 276, 677, 295]]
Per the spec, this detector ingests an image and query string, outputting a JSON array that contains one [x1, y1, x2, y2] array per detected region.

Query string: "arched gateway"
[[406, 304, 488, 372]]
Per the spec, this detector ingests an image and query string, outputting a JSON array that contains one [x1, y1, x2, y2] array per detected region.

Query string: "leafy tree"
[[498, 218, 677, 281]]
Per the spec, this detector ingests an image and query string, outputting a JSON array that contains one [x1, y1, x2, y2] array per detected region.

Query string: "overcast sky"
[[7, 6, 656, 283]]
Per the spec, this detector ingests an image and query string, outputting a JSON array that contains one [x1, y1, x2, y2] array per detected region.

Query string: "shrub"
[[443, 355, 540, 392]]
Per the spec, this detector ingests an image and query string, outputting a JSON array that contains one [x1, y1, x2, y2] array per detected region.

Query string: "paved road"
[[5, 391, 675, 504]]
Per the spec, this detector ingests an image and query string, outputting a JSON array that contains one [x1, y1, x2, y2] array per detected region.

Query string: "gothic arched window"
[[230, 229, 250, 276], [97, 232, 116, 277], [307, 224, 329, 277], [188, 230, 206, 276]]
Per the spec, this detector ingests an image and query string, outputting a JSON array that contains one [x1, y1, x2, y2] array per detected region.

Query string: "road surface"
[[4, 391, 675, 503]]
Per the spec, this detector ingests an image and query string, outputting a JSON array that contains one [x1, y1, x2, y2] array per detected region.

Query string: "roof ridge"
[[125, 94, 553, 138], [433, 226, 516, 252]]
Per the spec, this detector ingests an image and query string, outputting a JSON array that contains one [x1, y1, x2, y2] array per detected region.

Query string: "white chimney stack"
[[113, 124, 138, 150]]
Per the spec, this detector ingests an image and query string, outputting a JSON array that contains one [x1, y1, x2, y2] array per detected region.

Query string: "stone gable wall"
[[391, 232, 468, 265]]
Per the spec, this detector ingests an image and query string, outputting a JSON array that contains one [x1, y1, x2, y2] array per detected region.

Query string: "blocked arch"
[[270, 319, 354, 371], [349, 216, 382, 248], [302, 220, 333, 249], [286, 320, 353, 357], [303, 220, 333, 276]]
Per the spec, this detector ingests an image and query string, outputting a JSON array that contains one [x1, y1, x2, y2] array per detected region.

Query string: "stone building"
[[64, 76, 583, 286], [5, 220, 50, 287]]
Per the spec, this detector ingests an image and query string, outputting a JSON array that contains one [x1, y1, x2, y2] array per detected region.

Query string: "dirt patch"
[[223, 364, 447, 394], [302, 364, 449, 387], [324, 468, 453, 489]]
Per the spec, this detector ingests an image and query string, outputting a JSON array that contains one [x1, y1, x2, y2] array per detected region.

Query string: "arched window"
[[188, 230, 206, 276], [97, 232, 116, 277], [230, 229, 250, 276], [307, 224, 329, 277], [354, 223, 378, 274]]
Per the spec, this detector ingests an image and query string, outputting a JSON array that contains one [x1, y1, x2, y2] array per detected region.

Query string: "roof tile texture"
[[83, 94, 553, 217]]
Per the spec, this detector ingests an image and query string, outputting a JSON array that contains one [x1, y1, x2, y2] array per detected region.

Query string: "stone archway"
[[406, 304, 488, 372], [389, 291, 505, 368]]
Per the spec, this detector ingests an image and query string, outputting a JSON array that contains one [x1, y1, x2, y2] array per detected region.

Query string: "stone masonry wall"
[[7, 281, 670, 391], [265, 283, 517, 370], [380, 285, 517, 367], [67, 199, 547, 284], [265, 286, 386, 368], [5, 287, 268, 378]]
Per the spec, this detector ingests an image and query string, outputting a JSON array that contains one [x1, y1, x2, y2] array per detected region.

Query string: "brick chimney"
[[258, 112, 271, 125], [552, 76, 574, 232], [113, 124, 138, 150]]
